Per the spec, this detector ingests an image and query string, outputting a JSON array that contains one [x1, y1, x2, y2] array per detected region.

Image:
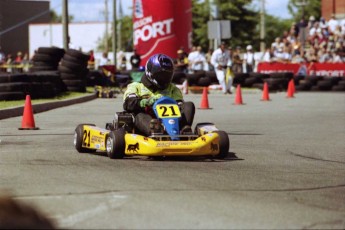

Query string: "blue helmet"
[[145, 54, 174, 90]]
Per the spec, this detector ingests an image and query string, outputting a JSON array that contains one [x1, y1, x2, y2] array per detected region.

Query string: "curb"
[[0, 93, 97, 120]]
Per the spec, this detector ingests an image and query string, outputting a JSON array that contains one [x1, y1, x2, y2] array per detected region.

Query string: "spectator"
[[130, 49, 141, 70], [187, 46, 197, 72], [273, 47, 285, 62], [205, 48, 214, 71], [189, 46, 206, 73], [174, 49, 189, 73], [328, 15, 339, 33], [211, 42, 232, 94], [99, 52, 110, 66], [243, 45, 255, 73], [319, 17, 328, 29], [14, 51, 23, 63], [261, 47, 272, 62], [232, 46, 243, 73], [88, 50, 95, 62]]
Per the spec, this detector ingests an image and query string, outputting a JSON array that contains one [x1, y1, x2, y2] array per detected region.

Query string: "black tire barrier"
[[233, 73, 249, 86], [243, 76, 263, 87], [0, 82, 31, 93], [0, 70, 68, 100], [65, 49, 90, 62], [0, 73, 30, 83], [172, 72, 186, 84], [58, 49, 89, 93], [62, 53, 88, 65], [332, 85, 345, 91], [37, 47, 65, 57], [0, 92, 25, 100], [30, 47, 65, 72]]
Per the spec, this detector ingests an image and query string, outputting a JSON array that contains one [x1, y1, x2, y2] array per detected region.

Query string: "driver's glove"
[[139, 95, 162, 108]]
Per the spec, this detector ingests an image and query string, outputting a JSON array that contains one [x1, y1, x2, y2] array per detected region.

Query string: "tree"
[[287, 0, 321, 21], [96, 15, 133, 52], [49, 10, 74, 23], [192, 0, 260, 50]]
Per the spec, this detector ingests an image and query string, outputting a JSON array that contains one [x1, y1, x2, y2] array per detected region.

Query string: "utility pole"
[[62, 0, 69, 50], [260, 0, 265, 52], [117, 0, 123, 52], [112, 0, 117, 67], [105, 0, 109, 52], [296, 0, 308, 18]]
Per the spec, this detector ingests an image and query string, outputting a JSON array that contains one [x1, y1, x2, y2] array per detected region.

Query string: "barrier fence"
[[257, 62, 345, 77]]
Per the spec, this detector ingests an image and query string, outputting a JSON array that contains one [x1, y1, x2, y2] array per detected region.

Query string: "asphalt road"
[[0, 91, 344, 229]]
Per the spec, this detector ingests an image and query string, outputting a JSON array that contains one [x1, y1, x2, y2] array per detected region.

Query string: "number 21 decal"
[[83, 130, 91, 147], [156, 104, 181, 118]]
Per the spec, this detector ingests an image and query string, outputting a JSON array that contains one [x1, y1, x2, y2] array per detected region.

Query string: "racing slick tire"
[[213, 131, 229, 159], [106, 128, 126, 159], [74, 124, 97, 153]]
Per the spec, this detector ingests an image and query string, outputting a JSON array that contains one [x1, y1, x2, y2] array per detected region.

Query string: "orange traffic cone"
[[234, 85, 244, 105], [182, 79, 189, 94], [261, 82, 271, 101], [198, 87, 211, 109], [19, 95, 39, 130], [286, 79, 295, 98]]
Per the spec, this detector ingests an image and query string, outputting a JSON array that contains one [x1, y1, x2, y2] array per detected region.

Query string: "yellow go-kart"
[[74, 97, 229, 159]]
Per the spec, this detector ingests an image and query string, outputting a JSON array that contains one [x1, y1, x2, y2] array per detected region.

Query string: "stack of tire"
[[27, 47, 67, 99], [262, 72, 293, 92], [26, 71, 67, 99], [0, 73, 30, 100], [30, 47, 65, 72], [58, 49, 90, 92], [296, 76, 345, 91]]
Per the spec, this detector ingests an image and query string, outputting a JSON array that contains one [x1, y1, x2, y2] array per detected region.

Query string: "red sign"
[[257, 62, 345, 77], [133, 0, 192, 66]]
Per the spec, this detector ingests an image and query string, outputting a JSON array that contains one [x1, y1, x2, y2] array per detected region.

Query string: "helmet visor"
[[153, 70, 173, 90]]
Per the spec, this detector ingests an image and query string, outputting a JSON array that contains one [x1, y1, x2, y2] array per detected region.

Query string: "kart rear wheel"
[[214, 131, 229, 159], [74, 124, 96, 153], [106, 128, 126, 159]]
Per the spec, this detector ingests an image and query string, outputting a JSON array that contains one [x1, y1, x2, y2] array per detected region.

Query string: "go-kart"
[[74, 96, 230, 159]]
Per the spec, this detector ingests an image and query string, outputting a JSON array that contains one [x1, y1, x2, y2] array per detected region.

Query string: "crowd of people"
[[263, 15, 345, 64]]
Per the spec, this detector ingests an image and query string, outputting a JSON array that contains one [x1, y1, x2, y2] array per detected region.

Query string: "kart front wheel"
[[106, 128, 126, 159], [214, 131, 229, 159], [74, 124, 96, 153]]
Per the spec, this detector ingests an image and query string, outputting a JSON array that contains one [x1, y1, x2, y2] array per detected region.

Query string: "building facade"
[[0, 0, 50, 57]]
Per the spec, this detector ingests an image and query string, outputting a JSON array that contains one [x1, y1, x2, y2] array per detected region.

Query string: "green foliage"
[[96, 15, 133, 52], [192, 0, 260, 50], [49, 10, 74, 23], [287, 0, 321, 21]]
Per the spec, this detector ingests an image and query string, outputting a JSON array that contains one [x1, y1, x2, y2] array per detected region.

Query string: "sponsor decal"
[[127, 143, 139, 153], [210, 142, 218, 151], [91, 136, 103, 143], [134, 18, 174, 45], [168, 119, 175, 125]]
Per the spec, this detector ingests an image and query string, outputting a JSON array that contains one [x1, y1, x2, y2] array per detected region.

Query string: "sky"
[[50, 0, 292, 22]]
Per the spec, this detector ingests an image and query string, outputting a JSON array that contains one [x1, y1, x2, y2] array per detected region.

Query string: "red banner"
[[257, 62, 345, 77], [133, 0, 192, 66]]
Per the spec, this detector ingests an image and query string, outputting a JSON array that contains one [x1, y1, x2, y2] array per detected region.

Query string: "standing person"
[[232, 46, 243, 74], [205, 48, 214, 71], [189, 46, 206, 73], [123, 53, 195, 136], [130, 49, 141, 70], [174, 49, 189, 73], [243, 45, 255, 73], [211, 42, 232, 94]]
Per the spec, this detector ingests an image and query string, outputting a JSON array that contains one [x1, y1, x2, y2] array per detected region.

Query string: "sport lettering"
[[134, 18, 174, 45]]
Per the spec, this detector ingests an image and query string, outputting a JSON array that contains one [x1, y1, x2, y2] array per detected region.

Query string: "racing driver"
[[123, 53, 195, 136]]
